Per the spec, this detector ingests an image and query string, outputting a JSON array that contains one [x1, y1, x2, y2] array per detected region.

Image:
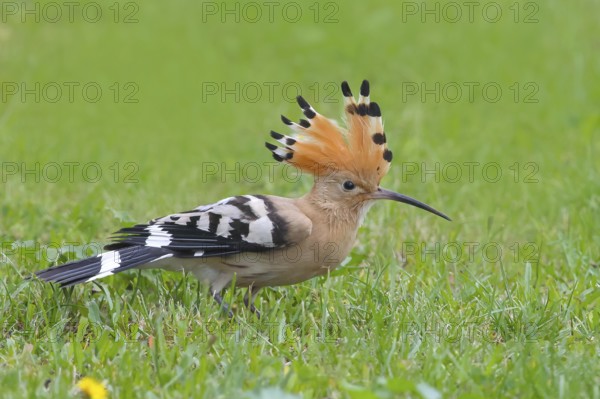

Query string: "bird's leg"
[[243, 287, 261, 319], [211, 290, 234, 318]]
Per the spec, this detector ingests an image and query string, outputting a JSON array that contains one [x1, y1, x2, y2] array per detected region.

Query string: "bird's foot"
[[212, 291, 234, 318], [244, 293, 261, 319]]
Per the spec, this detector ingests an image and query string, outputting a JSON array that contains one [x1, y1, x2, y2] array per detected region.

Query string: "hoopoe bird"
[[35, 80, 450, 317]]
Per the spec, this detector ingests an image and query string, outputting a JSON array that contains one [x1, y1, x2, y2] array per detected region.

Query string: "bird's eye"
[[342, 180, 356, 191]]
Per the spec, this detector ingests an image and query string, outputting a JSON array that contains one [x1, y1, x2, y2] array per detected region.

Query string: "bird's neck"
[[294, 189, 371, 268], [298, 188, 365, 231]]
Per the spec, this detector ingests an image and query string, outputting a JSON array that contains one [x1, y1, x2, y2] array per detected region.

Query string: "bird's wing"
[[36, 195, 312, 286], [106, 194, 311, 257]]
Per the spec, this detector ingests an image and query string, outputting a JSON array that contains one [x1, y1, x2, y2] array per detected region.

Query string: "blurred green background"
[[1, 0, 599, 398]]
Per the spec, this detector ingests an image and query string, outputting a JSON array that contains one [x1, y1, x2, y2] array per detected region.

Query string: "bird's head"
[[266, 80, 450, 221]]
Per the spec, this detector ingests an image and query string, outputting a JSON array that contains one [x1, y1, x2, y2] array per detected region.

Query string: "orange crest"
[[266, 80, 392, 185]]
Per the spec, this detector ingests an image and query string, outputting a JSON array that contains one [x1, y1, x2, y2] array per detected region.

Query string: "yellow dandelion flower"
[[77, 377, 107, 399]]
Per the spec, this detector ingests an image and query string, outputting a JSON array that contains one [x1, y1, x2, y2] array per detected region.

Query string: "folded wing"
[[36, 195, 305, 286]]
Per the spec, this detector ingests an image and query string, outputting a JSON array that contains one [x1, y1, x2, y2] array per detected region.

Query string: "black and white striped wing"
[[107, 195, 288, 256], [36, 195, 293, 286]]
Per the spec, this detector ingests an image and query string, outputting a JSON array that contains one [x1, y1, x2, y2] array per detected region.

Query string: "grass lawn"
[[1, 0, 599, 398]]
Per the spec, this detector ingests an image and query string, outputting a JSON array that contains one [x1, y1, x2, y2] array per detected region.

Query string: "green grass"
[[1, 0, 599, 398]]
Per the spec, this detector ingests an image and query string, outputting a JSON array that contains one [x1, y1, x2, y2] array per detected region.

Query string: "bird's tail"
[[35, 245, 172, 287]]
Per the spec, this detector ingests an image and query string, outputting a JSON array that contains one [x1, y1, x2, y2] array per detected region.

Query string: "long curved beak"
[[371, 187, 451, 221]]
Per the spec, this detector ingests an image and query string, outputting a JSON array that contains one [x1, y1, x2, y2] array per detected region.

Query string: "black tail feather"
[[34, 245, 171, 287]]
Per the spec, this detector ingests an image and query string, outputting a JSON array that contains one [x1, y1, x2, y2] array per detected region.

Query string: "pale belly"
[[152, 238, 355, 292]]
